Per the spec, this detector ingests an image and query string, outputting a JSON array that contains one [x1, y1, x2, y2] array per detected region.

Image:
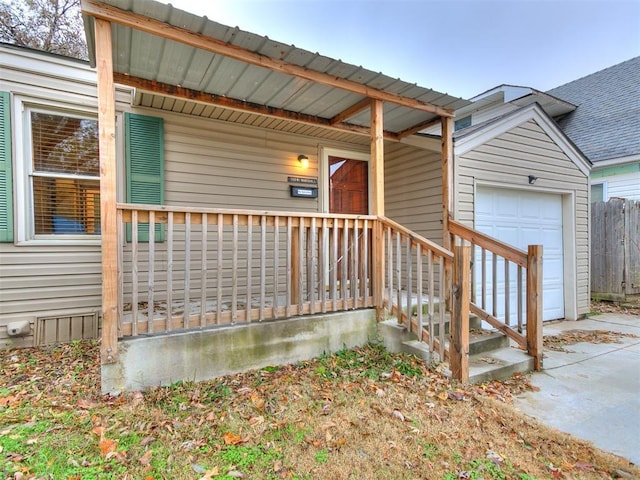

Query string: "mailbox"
[[290, 186, 318, 198]]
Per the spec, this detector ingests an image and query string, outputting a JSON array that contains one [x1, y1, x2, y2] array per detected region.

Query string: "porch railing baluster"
[[148, 211, 155, 331], [246, 215, 253, 322], [166, 211, 173, 332], [131, 209, 139, 335], [273, 216, 280, 319], [184, 212, 191, 328], [286, 216, 292, 318], [216, 213, 223, 324], [201, 213, 208, 326], [232, 214, 238, 324], [260, 215, 266, 321]]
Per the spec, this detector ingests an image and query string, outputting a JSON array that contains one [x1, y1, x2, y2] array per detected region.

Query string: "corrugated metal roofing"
[[83, 0, 470, 137]]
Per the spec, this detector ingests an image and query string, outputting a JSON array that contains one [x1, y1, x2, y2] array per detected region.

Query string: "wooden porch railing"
[[449, 219, 543, 374], [116, 204, 377, 336], [377, 216, 454, 361], [107, 205, 541, 384]]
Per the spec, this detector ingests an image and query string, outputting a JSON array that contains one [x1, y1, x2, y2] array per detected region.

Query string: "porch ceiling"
[[82, 0, 470, 139]]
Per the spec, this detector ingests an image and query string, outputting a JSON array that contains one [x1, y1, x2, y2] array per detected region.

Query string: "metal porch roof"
[[83, 0, 470, 138]]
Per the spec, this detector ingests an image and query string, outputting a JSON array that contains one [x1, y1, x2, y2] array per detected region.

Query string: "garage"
[[475, 186, 565, 321]]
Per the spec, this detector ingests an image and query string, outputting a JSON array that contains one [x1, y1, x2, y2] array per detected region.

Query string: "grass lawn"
[[1, 339, 637, 479]]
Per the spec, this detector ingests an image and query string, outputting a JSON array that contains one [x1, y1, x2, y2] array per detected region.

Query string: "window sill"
[[15, 237, 102, 247]]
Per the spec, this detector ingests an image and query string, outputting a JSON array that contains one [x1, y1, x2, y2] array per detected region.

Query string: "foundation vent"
[[34, 312, 100, 346]]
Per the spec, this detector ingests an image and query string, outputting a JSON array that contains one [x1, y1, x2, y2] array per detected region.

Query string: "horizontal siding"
[[160, 112, 368, 212], [602, 171, 640, 200], [384, 143, 443, 244], [456, 119, 590, 317]]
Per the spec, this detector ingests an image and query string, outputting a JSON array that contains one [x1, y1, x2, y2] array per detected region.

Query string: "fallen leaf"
[[139, 450, 153, 466], [198, 466, 220, 480], [250, 392, 265, 411], [140, 436, 156, 447], [223, 431, 243, 445], [575, 461, 595, 472], [99, 438, 117, 457]]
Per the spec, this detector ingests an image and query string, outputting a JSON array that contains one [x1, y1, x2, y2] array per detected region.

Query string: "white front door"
[[476, 186, 565, 321]]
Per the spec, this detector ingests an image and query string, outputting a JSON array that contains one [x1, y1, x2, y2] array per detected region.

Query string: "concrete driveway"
[[513, 313, 640, 464]]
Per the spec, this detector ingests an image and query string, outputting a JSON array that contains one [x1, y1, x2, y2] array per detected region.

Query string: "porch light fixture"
[[298, 154, 309, 168], [528, 175, 538, 185]]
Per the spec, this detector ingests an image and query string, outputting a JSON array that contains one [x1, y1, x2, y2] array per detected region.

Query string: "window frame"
[[590, 181, 607, 203], [14, 96, 101, 245]]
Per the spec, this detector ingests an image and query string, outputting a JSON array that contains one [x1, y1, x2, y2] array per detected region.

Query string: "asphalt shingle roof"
[[547, 57, 640, 163]]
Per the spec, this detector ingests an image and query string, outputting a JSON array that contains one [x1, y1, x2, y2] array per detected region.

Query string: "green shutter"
[[125, 112, 164, 242], [0, 91, 13, 243]]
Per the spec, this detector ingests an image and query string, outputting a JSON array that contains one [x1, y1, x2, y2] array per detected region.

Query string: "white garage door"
[[476, 187, 565, 321]]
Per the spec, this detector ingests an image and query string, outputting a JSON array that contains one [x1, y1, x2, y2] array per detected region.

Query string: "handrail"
[[377, 216, 453, 363], [449, 219, 527, 267], [378, 215, 454, 260], [449, 218, 543, 371], [117, 203, 377, 222]]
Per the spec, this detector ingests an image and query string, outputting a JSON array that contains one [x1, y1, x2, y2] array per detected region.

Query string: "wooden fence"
[[591, 198, 640, 300]]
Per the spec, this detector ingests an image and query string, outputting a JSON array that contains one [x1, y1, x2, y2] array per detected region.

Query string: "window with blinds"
[[30, 111, 100, 235]]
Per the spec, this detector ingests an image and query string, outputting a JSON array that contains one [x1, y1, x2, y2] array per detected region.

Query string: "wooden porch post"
[[450, 244, 470, 383], [526, 244, 543, 370], [441, 116, 453, 249], [95, 18, 119, 364], [371, 99, 385, 320], [441, 116, 454, 316]]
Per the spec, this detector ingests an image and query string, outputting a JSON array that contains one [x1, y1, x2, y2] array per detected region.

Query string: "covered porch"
[[81, 0, 543, 392]]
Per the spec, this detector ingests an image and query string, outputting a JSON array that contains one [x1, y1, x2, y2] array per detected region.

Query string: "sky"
[[157, 0, 640, 100]]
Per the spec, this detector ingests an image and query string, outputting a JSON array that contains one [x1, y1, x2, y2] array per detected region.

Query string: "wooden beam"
[[81, 0, 453, 117], [396, 116, 441, 139], [330, 98, 371, 125], [114, 73, 401, 141], [95, 18, 118, 364], [441, 116, 454, 249]]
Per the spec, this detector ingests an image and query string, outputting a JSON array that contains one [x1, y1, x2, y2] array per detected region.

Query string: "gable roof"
[[453, 102, 591, 177], [82, 0, 469, 142], [461, 84, 576, 118], [547, 57, 640, 164]]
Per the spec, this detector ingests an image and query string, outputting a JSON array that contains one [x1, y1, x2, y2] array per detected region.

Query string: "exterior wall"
[[591, 164, 640, 201], [0, 48, 105, 347], [455, 119, 590, 317], [384, 142, 443, 244], [1, 46, 393, 347]]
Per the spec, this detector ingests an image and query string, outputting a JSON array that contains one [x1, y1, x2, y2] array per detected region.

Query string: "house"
[[547, 57, 640, 202], [423, 85, 591, 323], [1, 0, 588, 392]]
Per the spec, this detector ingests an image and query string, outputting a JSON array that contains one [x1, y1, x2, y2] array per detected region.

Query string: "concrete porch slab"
[[102, 309, 377, 394]]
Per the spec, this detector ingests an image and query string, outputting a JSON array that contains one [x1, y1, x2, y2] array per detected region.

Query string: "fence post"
[[526, 245, 543, 370], [450, 245, 470, 383]]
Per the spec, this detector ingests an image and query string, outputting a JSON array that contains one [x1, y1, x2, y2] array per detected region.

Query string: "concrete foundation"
[[102, 309, 377, 394]]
